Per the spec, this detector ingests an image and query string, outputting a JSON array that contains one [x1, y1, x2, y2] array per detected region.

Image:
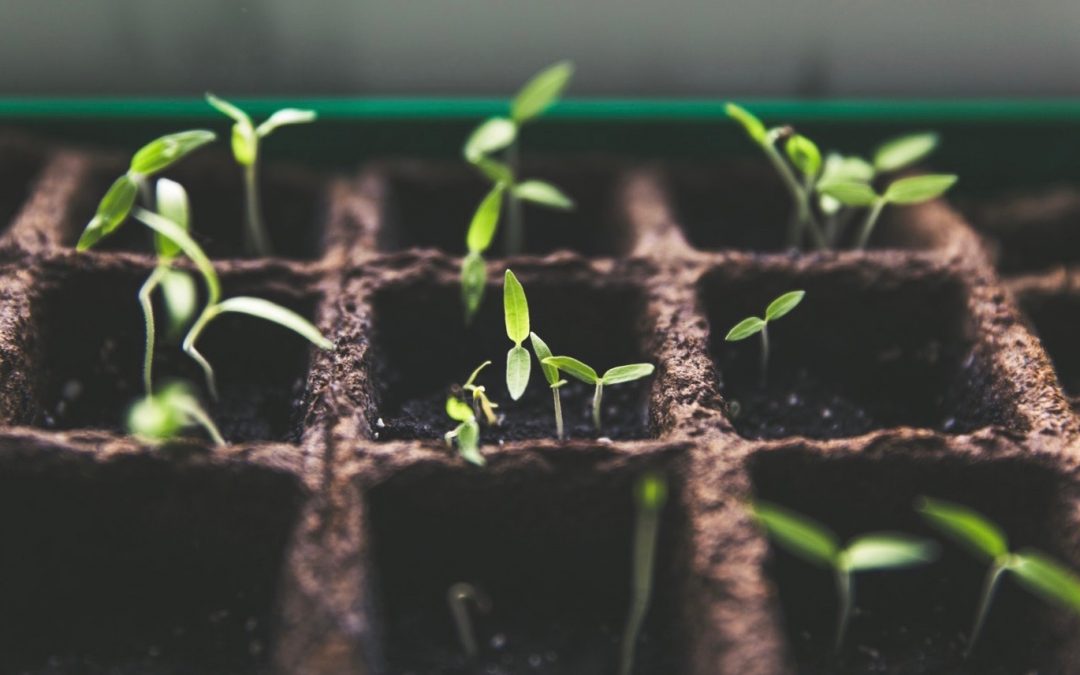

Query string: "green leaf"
[[78, 174, 139, 250], [819, 180, 880, 207], [874, 132, 939, 173], [541, 356, 599, 385], [513, 180, 574, 210], [205, 93, 251, 126], [160, 269, 198, 333], [725, 316, 765, 341], [132, 208, 221, 305], [464, 117, 518, 162], [1009, 551, 1080, 615], [506, 345, 531, 400], [725, 102, 768, 145], [511, 60, 574, 123], [473, 157, 515, 185], [884, 174, 957, 205], [128, 391, 185, 441], [231, 122, 258, 167], [215, 296, 333, 350], [129, 130, 216, 176], [602, 363, 655, 385], [456, 419, 484, 466], [464, 360, 492, 388], [917, 497, 1009, 561], [467, 185, 505, 253], [752, 501, 839, 567], [842, 534, 939, 572], [786, 134, 822, 177], [503, 269, 530, 344], [461, 252, 487, 321], [820, 153, 875, 185], [154, 178, 189, 258], [446, 396, 475, 423], [636, 472, 668, 511], [765, 290, 805, 322], [256, 108, 316, 137], [529, 332, 559, 386]]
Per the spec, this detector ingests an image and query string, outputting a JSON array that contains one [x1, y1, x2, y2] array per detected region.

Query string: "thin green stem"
[[855, 198, 887, 250], [175, 398, 226, 446], [835, 567, 853, 652], [447, 582, 491, 658], [965, 561, 1008, 658], [763, 143, 826, 250], [592, 381, 604, 432], [138, 265, 169, 395], [504, 140, 524, 256], [183, 305, 222, 400], [759, 323, 770, 386], [552, 386, 564, 440], [619, 478, 665, 675], [243, 161, 272, 256]]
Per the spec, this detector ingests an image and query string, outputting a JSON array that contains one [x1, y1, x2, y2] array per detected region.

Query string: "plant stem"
[[504, 140, 524, 256], [855, 198, 887, 250], [965, 561, 1007, 658], [835, 567, 853, 652], [763, 143, 826, 250], [592, 381, 604, 432], [137, 177, 154, 211], [176, 398, 226, 446], [243, 161, 272, 257], [447, 582, 491, 658], [619, 474, 666, 675], [182, 305, 222, 400], [552, 386, 564, 440], [759, 323, 770, 386], [138, 265, 169, 395]]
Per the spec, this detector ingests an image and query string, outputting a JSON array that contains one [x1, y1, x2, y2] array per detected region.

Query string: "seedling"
[[206, 94, 316, 256], [77, 129, 216, 250], [753, 500, 939, 650], [529, 331, 567, 440], [820, 173, 957, 250], [447, 582, 492, 658], [463, 61, 576, 256], [127, 380, 225, 447], [444, 394, 484, 466], [503, 269, 532, 400], [620, 471, 668, 675], [461, 185, 504, 321], [541, 356, 654, 433], [725, 290, 805, 384], [462, 361, 500, 426], [918, 496, 1080, 656]]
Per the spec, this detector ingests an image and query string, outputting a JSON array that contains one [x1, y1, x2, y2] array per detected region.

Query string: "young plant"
[[819, 173, 957, 250], [447, 582, 492, 658], [529, 331, 567, 440], [725, 290, 804, 384], [461, 185, 504, 321], [206, 94, 316, 256], [620, 471, 668, 675], [460, 360, 500, 426], [445, 394, 484, 466], [753, 500, 939, 651], [918, 497, 1080, 656], [540, 356, 654, 433], [127, 380, 225, 446], [77, 129, 216, 250], [463, 61, 575, 256], [503, 269, 532, 400]]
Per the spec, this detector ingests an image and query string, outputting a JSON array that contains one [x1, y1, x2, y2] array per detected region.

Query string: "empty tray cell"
[[962, 186, 1080, 274], [700, 264, 1004, 439], [749, 449, 1078, 674], [374, 160, 627, 256], [0, 137, 49, 238], [28, 262, 321, 442], [0, 452, 303, 673], [368, 272, 653, 442], [65, 153, 326, 260], [1015, 287, 1080, 409], [365, 455, 689, 674]]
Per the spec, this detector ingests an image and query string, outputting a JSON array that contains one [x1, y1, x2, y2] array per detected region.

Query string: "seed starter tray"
[[0, 128, 1078, 675]]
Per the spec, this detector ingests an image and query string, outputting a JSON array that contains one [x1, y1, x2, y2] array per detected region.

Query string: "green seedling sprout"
[[127, 380, 225, 446], [529, 331, 567, 440], [725, 290, 805, 384], [206, 94, 316, 257], [541, 356, 654, 433], [462, 360, 500, 426], [445, 394, 484, 466], [503, 269, 532, 400], [918, 496, 1080, 656], [447, 582, 492, 658], [820, 173, 957, 250], [620, 471, 668, 675], [77, 129, 216, 250], [753, 500, 939, 651], [461, 185, 503, 321], [463, 61, 576, 257]]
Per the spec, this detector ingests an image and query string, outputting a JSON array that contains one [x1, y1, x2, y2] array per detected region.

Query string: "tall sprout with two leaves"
[[541, 356, 654, 434], [918, 497, 1080, 656], [206, 94, 316, 256], [819, 173, 957, 249], [725, 290, 804, 384], [753, 501, 939, 651]]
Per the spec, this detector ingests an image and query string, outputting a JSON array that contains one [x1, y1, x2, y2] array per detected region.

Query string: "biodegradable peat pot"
[[0, 135, 1079, 674]]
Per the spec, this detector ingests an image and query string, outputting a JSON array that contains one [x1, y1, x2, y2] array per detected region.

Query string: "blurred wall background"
[[1, 0, 1078, 97]]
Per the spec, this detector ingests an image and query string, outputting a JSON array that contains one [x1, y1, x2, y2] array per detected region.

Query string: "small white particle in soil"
[[943, 417, 957, 431], [491, 633, 507, 650], [787, 392, 801, 406], [376, 417, 385, 428], [598, 436, 613, 444], [374, 432, 380, 439], [821, 407, 833, 419]]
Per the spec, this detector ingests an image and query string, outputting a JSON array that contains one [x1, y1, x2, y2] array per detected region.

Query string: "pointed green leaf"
[[602, 363, 655, 385], [842, 534, 939, 572], [206, 93, 251, 125], [917, 497, 1008, 561], [1010, 551, 1080, 615], [461, 252, 487, 321], [786, 134, 821, 177], [77, 174, 139, 250], [725, 316, 765, 341], [541, 356, 598, 385], [132, 208, 221, 304], [503, 269, 529, 344], [529, 332, 559, 386], [256, 108, 316, 137], [752, 501, 839, 567], [231, 122, 258, 166], [473, 157, 514, 185], [820, 153, 875, 185], [513, 180, 574, 210], [506, 345, 531, 400], [154, 178, 189, 258], [819, 180, 880, 207], [466, 185, 505, 253], [874, 132, 939, 173], [464, 360, 492, 388], [511, 61, 574, 123], [884, 174, 957, 205], [446, 396, 475, 423], [464, 117, 517, 162], [725, 102, 768, 145], [215, 296, 333, 350], [129, 130, 216, 176], [456, 419, 484, 466], [160, 268, 198, 333], [765, 290, 805, 322]]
